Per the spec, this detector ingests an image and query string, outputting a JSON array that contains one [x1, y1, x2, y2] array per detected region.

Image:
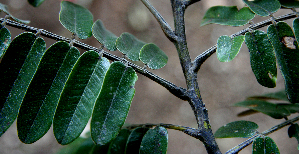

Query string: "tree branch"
[[140, 0, 177, 42], [182, 0, 201, 7], [192, 12, 297, 73], [0, 18, 189, 100], [226, 115, 299, 154], [170, 0, 221, 153]]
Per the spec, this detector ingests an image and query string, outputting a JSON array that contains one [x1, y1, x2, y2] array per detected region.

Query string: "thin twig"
[[192, 12, 297, 73], [0, 18, 189, 100], [125, 123, 192, 131], [226, 115, 299, 154], [140, 0, 177, 42]]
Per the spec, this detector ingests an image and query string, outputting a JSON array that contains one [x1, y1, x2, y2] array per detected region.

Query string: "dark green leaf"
[[201, 6, 255, 26], [217, 35, 245, 62], [0, 26, 11, 58], [245, 30, 277, 88], [268, 22, 299, 103], [0, 3, 30, 24], [56, 136, 110, 154], [59, 1, 93, 39], [73, 137, 96, 154], [278, 0, 299, 8], [288, 124, 299, 149], [243, 0, 281, 17], [139, 126, 168, 154], [234, 100, 290, 119], [17, 42, 80, 144], [125, 127, 149, 154], [214, 121, 258, 138], [253, 137, 280, 154], [107, 129, 131, 154], [56, 137, 87, 154], [116, 32, 146, 61], [276, 103, 299, 114], [0, 33, 45, 136], [237, 103, 299, 116], [92, 20, 118, 51], [91, 62, 138, 145], [140, 43, 168, 69], [248, 90, 289, 102], [28, 0, 45, 7], [54, 51, 110, 145]]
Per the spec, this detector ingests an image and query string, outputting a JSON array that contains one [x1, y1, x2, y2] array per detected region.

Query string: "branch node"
[[35, 29, 43, 37]]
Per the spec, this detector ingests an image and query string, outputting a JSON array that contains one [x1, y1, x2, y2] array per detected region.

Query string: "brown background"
[[0, 0, 297, 153]]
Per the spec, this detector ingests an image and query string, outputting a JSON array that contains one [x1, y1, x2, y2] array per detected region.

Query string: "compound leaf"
[[253, 137, 280, 154], [268, 22, 299, 103], [201, 6, 255, 26], [0, 26, 11, 58], [91, 62, 138, 145], [17, 42, 80, 144], [92, 20, 118, 51], [139, 126, 168, 154], [116, 32, 146, 61], [59, 1, 93, 39], [54, 51, 110, 145], [0, 33, 46, 136], [140, 43, 168, 69], [215, 121, 258, 138], [234, 99, 290, 119], [243, 0, 281, 17], [217, 35, 245, 62], [245, 30, 277, 88]]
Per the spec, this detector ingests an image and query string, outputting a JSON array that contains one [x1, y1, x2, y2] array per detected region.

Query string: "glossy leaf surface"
[[28, 0, 45, 7], [116, 32, 146, 61], [217, 35, 245, 62], [59, 1, 93, 39], [279, 0, 299, 8], [288, 124, 299, 149], [91, 62, 138, 145], [17, 42, 80, 144], [253, 137, 280, 154], [201, 6, 255, 26], [268, 22, 299, 103], [54, 52, 110, 145], [92, 20, 118, 51], [234, 100, 290, 119], [0, 26, 11, 58], [125, 127, 149, 154], [0, 33, 45, 136], [140, 43, 168, 69], [139, 126, 168, 154], [0, 3, 30, 24], [243, 0, 280, 17], [215, 121, 258, 138], [245, 30, 277, 88], [107, 129, 131, 154]]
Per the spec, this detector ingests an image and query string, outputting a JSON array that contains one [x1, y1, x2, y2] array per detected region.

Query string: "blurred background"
[[0, 0, 298, 153]]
